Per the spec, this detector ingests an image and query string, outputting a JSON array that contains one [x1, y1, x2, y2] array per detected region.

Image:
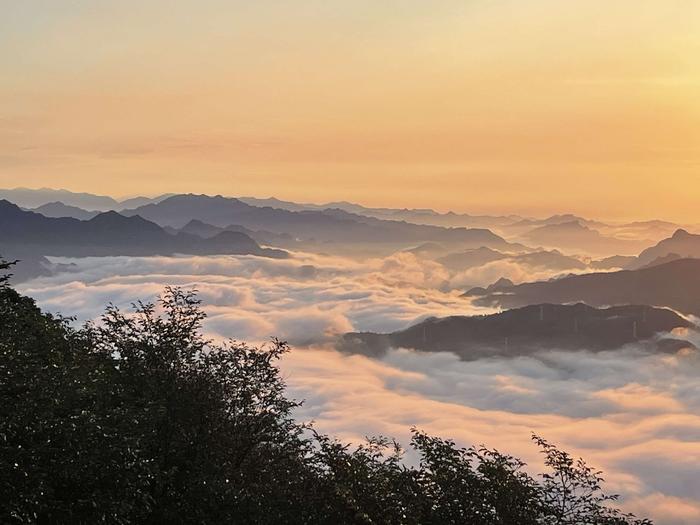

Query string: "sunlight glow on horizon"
[[1, 0, 699, 221]]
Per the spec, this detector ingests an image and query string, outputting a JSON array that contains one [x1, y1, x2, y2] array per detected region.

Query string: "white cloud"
[[16, 252, 700, 524]]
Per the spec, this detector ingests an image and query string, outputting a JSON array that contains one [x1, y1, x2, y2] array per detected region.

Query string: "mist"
[[17, 252, 700, 524]]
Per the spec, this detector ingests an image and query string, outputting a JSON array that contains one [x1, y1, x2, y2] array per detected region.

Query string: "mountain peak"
[[672, 228, 691, 239]]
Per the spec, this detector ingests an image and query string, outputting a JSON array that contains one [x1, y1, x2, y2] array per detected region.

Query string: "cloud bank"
[[17, 252, 700, 524]]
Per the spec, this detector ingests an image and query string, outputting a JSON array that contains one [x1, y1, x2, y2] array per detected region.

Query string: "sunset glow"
[[2, 1, 699, 220]]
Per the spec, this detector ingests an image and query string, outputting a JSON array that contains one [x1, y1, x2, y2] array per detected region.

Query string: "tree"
[[533, 435, 652, 525]]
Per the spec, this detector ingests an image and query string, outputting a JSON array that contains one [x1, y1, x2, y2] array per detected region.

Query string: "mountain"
[[124, 194, 516, 248], [0, 188, 119, 211], [117, 194, 174, 209], [437, 247, 507, 270], [591, 255, 636, 270], [436, 248, 586, 273], [31, 202, 100, 220], [521, 221, 649, 256], [638, 253, 684, 269], [464, 277, 515, 297], [631, 229, 700, 269], [404, 242, 451, 258], [179, 219, 228, 238], [239, 196, 521, 228], [179, 219, 296, 248], [466, 258, 700, 316], [0, 188, 175, 212], [598, 220, 685, 245], [513, 250, 587, 270], [339, 303, 693, 360], [0, 200, 287, 259], [509, 214, 596, 229]]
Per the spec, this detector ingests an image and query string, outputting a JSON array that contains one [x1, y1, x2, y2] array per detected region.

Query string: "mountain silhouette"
[[0, 200, 287, 259], [124, 194, 516, 247], [590, 255, 636, 270], [436, 247, 586, 272], [0, 188, 172, 212], [31, 202, 100, 220], [339, 303, 692, 360], [631, 229, 700, 268], [178, 219, 296, 247], [0, 188, 119, 211], [435, 247, 505, 270], [238, 196, 521, 228], [467, 258, 700, 316], [521, 221, 649, 256]]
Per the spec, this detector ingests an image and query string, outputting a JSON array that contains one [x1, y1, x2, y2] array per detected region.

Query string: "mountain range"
[[340, 303, 693, 360], [630, 229, 700, 268], [5, 188, 697, 257], [239, 196, 521, 228], [519, 221, 652, 256], [435, 247, 587, 272], [0, 187, 173, 212], [466, 258, 700, 316], [0, 200, 287, 261], [121, 194, 517, 248]]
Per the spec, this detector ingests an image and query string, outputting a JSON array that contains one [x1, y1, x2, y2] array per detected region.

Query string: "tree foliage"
[[0, 261, 652, 524]]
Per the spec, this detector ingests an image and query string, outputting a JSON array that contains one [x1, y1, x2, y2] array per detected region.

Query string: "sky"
[[1, 0, 699, 221]]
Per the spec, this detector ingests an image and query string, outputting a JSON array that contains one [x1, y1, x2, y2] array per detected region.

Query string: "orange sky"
[[1, 1, 699, 221]]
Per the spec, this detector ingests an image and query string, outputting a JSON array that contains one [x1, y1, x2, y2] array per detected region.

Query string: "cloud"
[[282, 346, 700, 524], [446, 258, 586, 290], [20, 252, 484, 344], [16, 251, 700, 524]]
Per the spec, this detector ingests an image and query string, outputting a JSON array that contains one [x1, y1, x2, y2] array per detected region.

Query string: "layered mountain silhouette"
[[463, 277, 515, 297], [598, 220, 683, 245], [0, 188, 120, 211], [506, 214, 602, 230], [240, 196, 521, 229], [590, 255, 636, 270], [436, 247, 507, 270], [435, 247, 586, 272], [0, 187, 172, 212], [178, 219, 296, 248], [520, 221, 650, 256], [0, 200, 287, 259], [123, 194, 516, 247], [466, 258, 700, 316], [340, 303, 693, 360], [31, 202, 100, 221], [630, 229, 700, 268]]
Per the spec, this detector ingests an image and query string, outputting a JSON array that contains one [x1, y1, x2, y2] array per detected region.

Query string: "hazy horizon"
[[1, 184, 696, 225], [2, 1, 700, 221]]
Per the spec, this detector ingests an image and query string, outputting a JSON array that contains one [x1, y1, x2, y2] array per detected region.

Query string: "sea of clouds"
[[17, 251, 700, 524]]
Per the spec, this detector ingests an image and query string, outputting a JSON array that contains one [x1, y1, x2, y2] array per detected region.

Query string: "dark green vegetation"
[[0, 259, 651, 524]]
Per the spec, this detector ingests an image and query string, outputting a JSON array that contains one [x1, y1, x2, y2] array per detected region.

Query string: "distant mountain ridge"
[[0, 187, 172, 212], [239, 196, 521, 228], [466, 258, 700, 316], [435, 247, 586, 272], [123, 194, 517, 247], [0, 200, 287, 259], [631, 229, 700, 268], [31, 202, 100, 220], [520, 220, 651, 256], [178, 219, 296, 248], [340, 303, 693, 360]]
